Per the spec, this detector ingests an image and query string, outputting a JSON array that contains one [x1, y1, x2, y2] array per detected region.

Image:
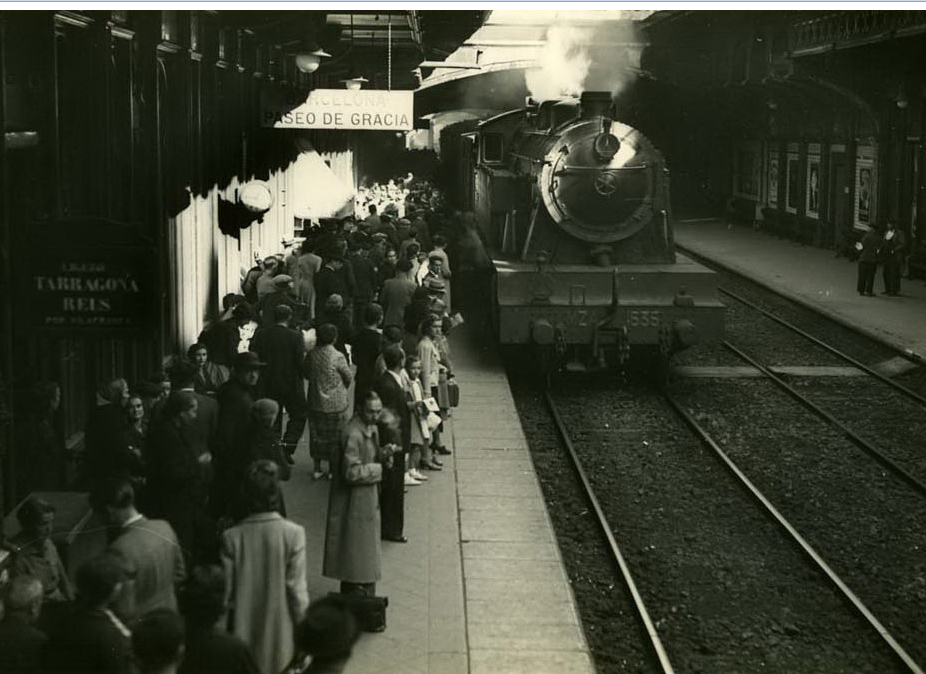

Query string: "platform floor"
[[283, 320, 596, 674], [675, 218, 926, 362]]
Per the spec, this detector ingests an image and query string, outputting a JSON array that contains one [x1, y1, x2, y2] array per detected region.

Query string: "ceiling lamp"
[[239, 181, 273, 213], [342, 76, 369, 91], [341, 60, 369, 90], [295, 43, 330, 74]]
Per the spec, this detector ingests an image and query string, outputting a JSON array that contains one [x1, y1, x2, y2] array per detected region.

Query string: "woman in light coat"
[[322, 392, 394, 595], [222, 460, 309, 674], [416, 315, 447, 465], [295, 239, 323, 320]]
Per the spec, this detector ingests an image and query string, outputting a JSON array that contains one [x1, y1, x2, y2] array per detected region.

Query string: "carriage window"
[[482, 133, 504, 163]]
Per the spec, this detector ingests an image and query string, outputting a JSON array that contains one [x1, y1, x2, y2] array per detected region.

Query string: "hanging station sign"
[[262, 89, 414, 131]]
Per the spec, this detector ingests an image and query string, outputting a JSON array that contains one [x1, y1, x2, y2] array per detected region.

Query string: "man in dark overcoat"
[[250, 304, 307, 456], [373, 346, 411, 542], [351, 303, 384, 405], [856, 226, 882, 296], [881, 220, 907, 296], [214, 352, 264, 518]]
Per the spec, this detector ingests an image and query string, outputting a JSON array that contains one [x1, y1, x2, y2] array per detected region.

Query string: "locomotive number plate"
[[627, 310, 662, 327]]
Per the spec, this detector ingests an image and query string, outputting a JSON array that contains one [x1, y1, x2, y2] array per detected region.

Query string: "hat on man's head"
[[233, 351, 266, 370], [272, 274, 293, 287], [369, 232, 388, 242]]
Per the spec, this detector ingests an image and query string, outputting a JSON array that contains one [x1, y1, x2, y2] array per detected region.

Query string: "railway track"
[[675, 242, 926, 399], [712, 282, 926, 493], [659, 254, 926, 668], [526, 381, 916, 673]]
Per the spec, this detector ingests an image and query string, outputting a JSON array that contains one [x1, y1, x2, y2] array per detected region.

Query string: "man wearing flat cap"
[[213, 351, 265, 518], [258, 274, 298, 328]]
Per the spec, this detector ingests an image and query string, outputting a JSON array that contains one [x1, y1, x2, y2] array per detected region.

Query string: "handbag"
[[327, 592, 388, 633], [426, 411, 442, 432], [447, 379, 460, 407]]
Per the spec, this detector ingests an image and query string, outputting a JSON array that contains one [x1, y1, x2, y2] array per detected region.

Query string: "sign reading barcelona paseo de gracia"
[[262, 89, 414, 131], [24, 242, 156, 333]]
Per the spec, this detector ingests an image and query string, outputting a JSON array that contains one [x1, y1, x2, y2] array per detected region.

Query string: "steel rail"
[[719, 285, 926, 409], [676, 242, 925, 366], [665, 395, 926, 674], [543, 391, 676, 674], [723, 340, 926, 499]]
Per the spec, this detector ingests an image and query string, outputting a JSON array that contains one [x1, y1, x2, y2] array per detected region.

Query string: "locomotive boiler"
[[459, 91, 724, 375]]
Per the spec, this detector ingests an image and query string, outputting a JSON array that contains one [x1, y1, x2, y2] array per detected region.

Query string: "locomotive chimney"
[[580, 91, 612, 119]]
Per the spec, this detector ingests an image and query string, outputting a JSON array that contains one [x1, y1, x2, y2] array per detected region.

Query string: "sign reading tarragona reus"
[[262, 89, 414, 131], [26, 247, 156, 332]]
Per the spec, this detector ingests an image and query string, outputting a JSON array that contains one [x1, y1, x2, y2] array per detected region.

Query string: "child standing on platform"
[[404, 355, 430, 485]]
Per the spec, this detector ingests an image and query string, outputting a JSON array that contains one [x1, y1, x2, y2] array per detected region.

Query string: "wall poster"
[[785, 148, 800, 214], [734, 142, 761, 199], [767, 153, 779, 206], [806, 143, 821, 219], [854, 143, 876, 229]]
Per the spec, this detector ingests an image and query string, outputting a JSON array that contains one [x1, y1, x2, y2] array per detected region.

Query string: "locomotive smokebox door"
[[540, 120, 659, 245]]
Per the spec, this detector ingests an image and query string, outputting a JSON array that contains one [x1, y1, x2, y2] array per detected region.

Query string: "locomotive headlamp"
[[594, 133, 621, 161]]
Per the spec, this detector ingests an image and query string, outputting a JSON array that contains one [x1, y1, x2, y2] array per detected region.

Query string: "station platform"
[[675, 218, 926, 362], [283, 321, 596, 674]]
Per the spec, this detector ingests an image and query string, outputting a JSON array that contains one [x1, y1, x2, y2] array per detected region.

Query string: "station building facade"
[[646, 11, 926, 258], [0, 9, 406, 510]]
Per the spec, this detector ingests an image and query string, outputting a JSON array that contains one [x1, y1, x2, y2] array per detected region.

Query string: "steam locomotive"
[[449, 91, 724, 375]]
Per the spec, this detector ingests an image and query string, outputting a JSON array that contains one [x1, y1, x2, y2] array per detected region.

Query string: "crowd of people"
[[0, 175, 488, 674]]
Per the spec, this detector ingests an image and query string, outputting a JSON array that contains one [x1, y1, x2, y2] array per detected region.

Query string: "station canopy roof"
[[216, 10, 489, 91], [417, 10, 662, 91]]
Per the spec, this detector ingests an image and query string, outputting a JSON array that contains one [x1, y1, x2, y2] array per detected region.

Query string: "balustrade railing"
[[790, 11, 926, 54]]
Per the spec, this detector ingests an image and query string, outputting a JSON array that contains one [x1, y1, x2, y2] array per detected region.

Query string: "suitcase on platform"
[[327, 592, 389, 632], [447, 378, 460, 407]]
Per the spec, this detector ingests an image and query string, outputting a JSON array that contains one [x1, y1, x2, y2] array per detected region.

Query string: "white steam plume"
[[525, 25, 591, 100], [526, 21, 645, 101]]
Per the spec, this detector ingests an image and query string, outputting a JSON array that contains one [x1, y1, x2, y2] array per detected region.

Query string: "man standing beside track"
[[856, 225, 882, 297]]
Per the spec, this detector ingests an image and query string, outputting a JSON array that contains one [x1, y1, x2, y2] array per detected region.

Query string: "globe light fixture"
[[239, 181, 273, 213], [295, 45, 330, 74], [342, 76, 369, 90]]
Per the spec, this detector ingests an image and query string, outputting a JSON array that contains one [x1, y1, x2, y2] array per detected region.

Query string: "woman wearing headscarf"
[[222, 460, 308, 674]]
